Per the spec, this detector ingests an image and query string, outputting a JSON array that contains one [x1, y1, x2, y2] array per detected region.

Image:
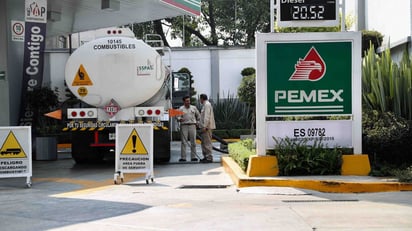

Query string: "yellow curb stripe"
[[221, 156, 412, 193], [53, 185, 114, 197], [34, 173, 146, 197], [33, 177, 113, 189]]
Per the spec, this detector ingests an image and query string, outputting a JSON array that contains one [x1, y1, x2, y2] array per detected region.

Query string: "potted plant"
[[26, 86, 60, 160]]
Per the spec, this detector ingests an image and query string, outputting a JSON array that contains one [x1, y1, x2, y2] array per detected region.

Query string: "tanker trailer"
[[64, 28, 171, 163]]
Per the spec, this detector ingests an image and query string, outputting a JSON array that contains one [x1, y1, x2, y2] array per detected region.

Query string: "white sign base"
[[267, 120, 352, 149]]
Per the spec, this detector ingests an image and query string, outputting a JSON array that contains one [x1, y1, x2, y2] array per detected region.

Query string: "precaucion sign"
[[114, 124, 154, 184], [0, 126, 32, 187]]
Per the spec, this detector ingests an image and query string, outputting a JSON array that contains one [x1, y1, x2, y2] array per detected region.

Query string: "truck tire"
[[154, 129, 170, 163], [71, 132, 104, 164]]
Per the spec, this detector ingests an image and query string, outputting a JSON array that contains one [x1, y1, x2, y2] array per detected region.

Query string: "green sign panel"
[[267, 42, 352, 115]]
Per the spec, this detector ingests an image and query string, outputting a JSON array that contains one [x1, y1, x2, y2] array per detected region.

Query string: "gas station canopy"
[[46, 0, 201, 37]]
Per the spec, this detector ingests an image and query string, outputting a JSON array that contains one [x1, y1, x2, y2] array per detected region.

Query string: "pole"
[[182, 16, 185, 47], [270, 0, 275, 32], [341, 0, 346, 32]]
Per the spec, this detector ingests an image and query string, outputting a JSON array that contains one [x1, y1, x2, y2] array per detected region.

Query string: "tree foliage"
[[128, 20, 170, 47], [131, 0, 270, 47], [26, 87, 60, 135], [237, 67, 256, 134], [237, 74, 256, 107]]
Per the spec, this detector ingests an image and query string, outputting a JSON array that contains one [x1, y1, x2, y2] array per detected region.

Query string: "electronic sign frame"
[[277, 0, 339, 27]]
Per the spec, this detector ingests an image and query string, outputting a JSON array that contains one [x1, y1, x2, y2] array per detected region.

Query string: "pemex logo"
[[26, 1, 46, 18], [289, 47, 326, 81]]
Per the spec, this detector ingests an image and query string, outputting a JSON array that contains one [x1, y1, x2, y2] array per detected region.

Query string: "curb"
[[221, 156, 412, 193]]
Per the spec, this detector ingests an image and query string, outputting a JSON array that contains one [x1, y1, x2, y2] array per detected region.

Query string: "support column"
[[356, 0, 366, 31], [0, 0, 10, 125], [210, 48, 219, 100]]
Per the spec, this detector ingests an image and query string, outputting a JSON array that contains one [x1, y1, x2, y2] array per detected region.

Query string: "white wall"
[[168, 49, 212, 97], [218, 49, 255, 97], [169, 47, 255, 99], [365, 0, 411, 44]]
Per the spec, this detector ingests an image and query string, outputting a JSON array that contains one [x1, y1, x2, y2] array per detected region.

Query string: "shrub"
[[237, 73, 256, 134], [226, 129, 250, 138], [237, 74, 256, 107], [362, 109, 412, 166], [228, 139, 255, 172], [268, 137, 343, 176], [241, 67, 255, 77], [362, 46, 412, 120], [26, 87, 61, 136], [212, 130, 229, 139], [213, 93, 252, 130], [212, 129, 251, 139], [392, 166, 412, 183], [361, 30, 383, 57]]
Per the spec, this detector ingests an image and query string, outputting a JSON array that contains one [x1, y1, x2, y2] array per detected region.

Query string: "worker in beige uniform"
[[177, 95, 200, 162], [199, 94, 216, 163]]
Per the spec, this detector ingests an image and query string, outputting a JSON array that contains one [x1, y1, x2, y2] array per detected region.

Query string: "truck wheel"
[[154, 129, 171, 163], [71, 132, 103, 164]]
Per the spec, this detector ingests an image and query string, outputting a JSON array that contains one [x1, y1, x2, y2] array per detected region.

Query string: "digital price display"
[[277, 0, 339, 27]]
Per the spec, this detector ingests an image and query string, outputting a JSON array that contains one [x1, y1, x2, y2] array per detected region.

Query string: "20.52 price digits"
[[292, 5, 325, 20]]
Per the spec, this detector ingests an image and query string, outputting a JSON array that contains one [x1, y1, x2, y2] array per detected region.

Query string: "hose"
[[196, 134, 229, 154]]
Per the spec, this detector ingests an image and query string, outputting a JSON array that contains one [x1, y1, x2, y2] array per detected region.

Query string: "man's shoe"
[[178, 159, 186, 162], [200, 158, 212, 163], [191, 158, 198, 162]]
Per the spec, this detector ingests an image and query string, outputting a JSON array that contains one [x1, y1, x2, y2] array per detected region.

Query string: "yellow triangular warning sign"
[[72, 64, 93, 86], [0, 131, 27, 158], [121, 128, 148, 155]]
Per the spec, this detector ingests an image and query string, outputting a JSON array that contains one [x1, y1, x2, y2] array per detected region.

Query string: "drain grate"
[[282, 199, 359, 203], [178, 185, 230, 189]]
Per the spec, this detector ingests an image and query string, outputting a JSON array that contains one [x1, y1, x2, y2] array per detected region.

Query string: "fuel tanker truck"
[[64, 28, 174, 163]]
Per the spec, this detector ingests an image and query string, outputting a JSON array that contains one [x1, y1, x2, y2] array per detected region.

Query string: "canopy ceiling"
[[46, 0, 200, 37]]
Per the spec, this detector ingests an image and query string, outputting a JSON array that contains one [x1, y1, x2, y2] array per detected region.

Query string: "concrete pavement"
[[0, 141, 411, 230]]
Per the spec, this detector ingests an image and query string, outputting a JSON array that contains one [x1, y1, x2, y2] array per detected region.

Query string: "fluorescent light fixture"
[[101, 0, 120, 11]]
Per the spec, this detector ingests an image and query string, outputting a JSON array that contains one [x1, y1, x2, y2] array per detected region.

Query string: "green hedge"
[[268, 138, 343, 176], [228, 139, 255, 172], [362, 109, 412, 166]]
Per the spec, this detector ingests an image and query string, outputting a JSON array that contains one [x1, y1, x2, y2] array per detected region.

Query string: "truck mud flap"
[[154, 129, 170, 163]]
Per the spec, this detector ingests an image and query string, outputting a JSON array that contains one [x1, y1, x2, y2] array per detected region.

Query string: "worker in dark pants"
[[177, 95, 200, 162], [199, 94, 216, 163]]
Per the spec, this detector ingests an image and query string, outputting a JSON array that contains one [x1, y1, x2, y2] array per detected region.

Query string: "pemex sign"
[[267, 42, 352, 116], [256, 32, 362, 155]]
